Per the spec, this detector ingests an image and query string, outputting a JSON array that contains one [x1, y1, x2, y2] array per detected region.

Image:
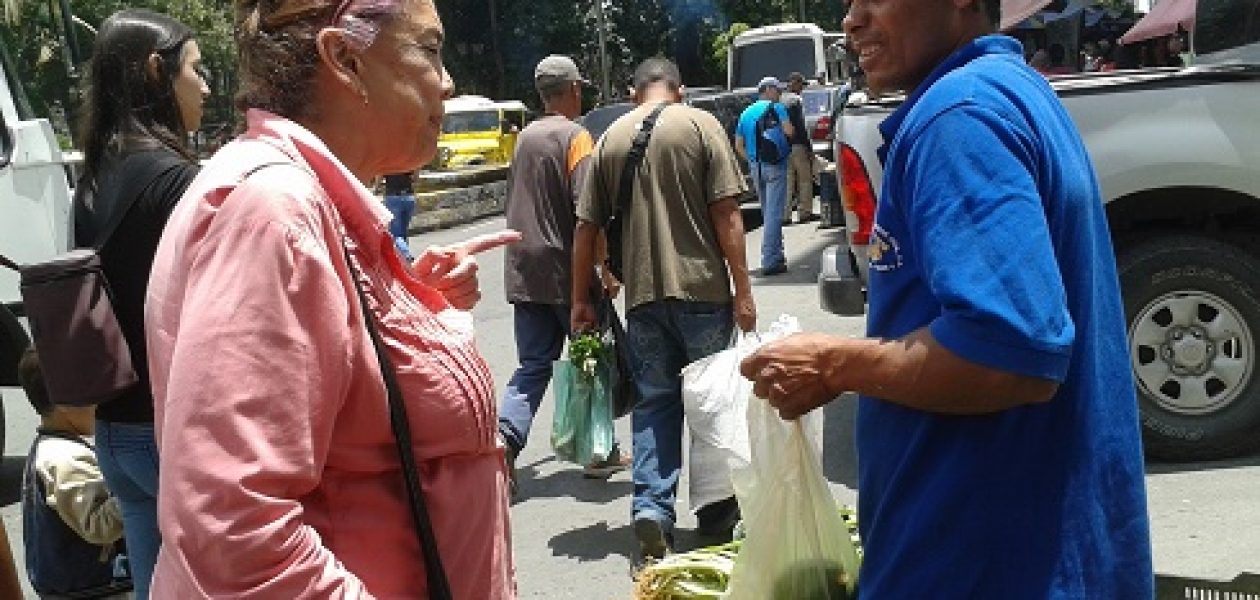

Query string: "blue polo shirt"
[[859, 35, 1152, 598], [735, 100, 789, 163]]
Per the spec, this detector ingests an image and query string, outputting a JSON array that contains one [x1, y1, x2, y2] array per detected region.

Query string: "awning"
[[1043, 0, 1095, 23], [1001, 0, 1054, 31], [1120, 0, 1196, 44]]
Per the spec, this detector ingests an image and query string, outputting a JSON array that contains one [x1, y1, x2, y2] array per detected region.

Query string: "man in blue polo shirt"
[[734, 77, 794, 276], [739, 0, 1153, 597]]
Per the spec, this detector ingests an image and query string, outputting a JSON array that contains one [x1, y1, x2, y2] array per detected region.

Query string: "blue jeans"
[[383, 194, 417, 261], [499, 302, 571, 453], [751, 161, 788, 270], [625, 300, 733, 530], [95, 421, 160, 600]]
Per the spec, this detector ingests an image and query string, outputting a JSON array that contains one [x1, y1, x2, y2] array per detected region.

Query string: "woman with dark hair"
[[73, 9, 209, 599], [143, 0, 518, 596]]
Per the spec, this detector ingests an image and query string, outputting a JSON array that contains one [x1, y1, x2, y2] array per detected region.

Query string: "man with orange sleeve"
[[500, 55, 625, 494]]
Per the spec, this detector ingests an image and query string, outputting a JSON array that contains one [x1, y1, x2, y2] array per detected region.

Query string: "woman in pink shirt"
[[144, 0, 519, 597]]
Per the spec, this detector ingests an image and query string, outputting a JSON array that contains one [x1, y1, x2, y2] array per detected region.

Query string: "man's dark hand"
[[570, 301, 598, 335], [739, 332, 843, 420]]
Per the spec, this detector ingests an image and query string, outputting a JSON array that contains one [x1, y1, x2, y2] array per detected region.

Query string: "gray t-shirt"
[[577, 102, 748, 311], [503, 115, 594, 304]]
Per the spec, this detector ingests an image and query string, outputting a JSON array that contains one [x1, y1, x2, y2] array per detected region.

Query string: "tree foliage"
[[4, 0, 846, 145], [439, 0, 844, 108], [1, 0, 236, 146]]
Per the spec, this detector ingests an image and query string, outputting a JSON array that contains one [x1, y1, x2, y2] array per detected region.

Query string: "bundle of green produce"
[[567, 332, 604, 380], [633, 505, 862, 600], [632, 541, 740, 600]]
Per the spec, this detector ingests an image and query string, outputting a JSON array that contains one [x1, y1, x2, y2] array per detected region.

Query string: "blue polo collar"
[[877, 35, 1023, 166]]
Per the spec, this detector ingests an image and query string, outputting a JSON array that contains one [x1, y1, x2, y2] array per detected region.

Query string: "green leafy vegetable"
[[568, 332, 604, 380]]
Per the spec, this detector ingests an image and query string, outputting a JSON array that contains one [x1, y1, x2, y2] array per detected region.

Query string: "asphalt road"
[[2, 212, 1258, 598]]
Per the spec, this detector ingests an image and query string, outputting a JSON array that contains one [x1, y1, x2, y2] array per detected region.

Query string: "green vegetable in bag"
[[550, 333, 615, 465], [769, 559, 851, 600], [568, 332, 604, 381]]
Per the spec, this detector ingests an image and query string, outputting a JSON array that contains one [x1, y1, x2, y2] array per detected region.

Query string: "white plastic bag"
[[723, 378, 860, 599], [681, 315, 801, 512]]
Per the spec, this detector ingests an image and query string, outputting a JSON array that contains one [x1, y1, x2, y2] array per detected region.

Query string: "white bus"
[[727, 23, 847, 90]]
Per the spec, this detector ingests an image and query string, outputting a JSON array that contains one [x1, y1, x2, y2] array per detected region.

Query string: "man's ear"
[[315, 28, 367, 99]]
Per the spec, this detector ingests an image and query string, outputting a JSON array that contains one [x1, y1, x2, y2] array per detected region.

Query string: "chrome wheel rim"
[[1129, 290, 1255, 416]]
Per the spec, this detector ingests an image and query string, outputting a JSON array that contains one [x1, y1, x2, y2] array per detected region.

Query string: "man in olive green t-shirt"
[[571, 57, 756, 572]]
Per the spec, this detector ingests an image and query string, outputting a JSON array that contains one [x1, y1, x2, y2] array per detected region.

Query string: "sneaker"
[[695, 496, 741, 539], [630, 517, 673, 577], [759, 263, 788, 277], [797, 213, 820, 224], [583, 446, 631, 479]]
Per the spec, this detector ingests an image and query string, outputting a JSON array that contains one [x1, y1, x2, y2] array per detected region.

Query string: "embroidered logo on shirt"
[[869, 224, 903, 272]]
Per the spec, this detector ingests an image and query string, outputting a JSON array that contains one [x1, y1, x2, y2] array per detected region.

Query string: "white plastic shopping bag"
[[723, 373, 861, 599], [681, 315, 801, 512]]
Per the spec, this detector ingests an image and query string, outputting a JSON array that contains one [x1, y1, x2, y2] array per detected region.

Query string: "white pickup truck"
[[0, 40, 74, 391], [819, 31, 1260, 461]]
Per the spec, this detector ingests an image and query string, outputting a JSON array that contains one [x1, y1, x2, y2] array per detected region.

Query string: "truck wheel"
[[1119, 236, 1260, 462], [0, 305, 29, 387]]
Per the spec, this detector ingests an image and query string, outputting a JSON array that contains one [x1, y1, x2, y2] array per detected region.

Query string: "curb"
[[406, 178, 508, 234]]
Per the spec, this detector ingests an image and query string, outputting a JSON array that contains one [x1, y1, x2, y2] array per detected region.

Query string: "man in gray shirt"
[[500, 55, 625, 495], [572, 58, 756, 572]]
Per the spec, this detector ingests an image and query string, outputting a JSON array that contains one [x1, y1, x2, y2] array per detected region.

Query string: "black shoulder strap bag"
[[0, 151, 185, 407], [343, 246, 453, 600], [239, 158, 452, 598], [603, 102, 669, 281]]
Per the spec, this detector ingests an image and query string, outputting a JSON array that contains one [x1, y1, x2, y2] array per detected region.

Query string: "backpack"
[[22, 431, 132, 598], [754, 102, 791, 164], [0, 151, 185, 407]]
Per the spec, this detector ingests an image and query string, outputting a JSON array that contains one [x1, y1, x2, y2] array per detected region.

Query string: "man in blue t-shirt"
[[734, 77, 794, 276], [740, 0, 1153, 598]]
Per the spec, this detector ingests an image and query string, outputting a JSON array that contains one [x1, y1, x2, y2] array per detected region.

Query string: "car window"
[[800, 90, 832, 117], [443, 111, 501, 134]]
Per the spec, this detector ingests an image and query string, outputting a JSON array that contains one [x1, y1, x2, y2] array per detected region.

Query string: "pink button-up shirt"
[[145, 110, 514, 599]]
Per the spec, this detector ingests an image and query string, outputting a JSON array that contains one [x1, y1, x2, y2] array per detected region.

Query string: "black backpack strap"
[[87, 150, 189, 251]]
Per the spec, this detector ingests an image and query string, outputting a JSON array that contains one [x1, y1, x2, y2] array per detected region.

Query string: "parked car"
[[1, 38, 73, 392], [819, 19, 1260, 461], [578, 102, 634, 141], [799, 86, 839, 160], [435, 96, 529, 170]]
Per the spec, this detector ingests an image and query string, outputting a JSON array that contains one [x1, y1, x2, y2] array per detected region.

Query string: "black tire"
[[1118, 235, 1260, 462], [0, 305, 29, 387]]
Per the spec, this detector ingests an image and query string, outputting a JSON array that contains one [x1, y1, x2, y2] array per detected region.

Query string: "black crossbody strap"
[[612, 102, 669, 223], [603, 102, 669, 279], [344, 246, 453, 600]]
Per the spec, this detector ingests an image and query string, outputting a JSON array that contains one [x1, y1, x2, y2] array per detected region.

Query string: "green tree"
[[1, 0, 236, 149]]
